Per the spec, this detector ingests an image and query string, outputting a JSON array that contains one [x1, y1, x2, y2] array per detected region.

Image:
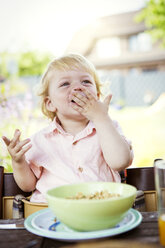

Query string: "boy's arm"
[[12, 159, 37, 192], [71, 91, 132, 171], [92, 114, 133, 171]]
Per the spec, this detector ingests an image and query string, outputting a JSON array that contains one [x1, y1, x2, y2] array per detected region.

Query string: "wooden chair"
[[126, 166, 157, 211], [0, 166, 48, 219], [0, 166, 32, 219], [0, 166, 4, 219]]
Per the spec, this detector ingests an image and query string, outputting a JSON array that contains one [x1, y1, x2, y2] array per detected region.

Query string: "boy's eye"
[[82, 80, 92, 84], [60, 82, 70, 87]]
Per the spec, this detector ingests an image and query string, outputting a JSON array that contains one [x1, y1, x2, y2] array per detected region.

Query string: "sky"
[[0, 0, 145, 56]]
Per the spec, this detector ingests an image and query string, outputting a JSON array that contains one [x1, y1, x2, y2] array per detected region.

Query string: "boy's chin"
[[68, 110, 87, 120]]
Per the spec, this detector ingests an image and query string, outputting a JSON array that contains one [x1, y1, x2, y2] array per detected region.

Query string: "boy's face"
[[45, 69, 98, 121]]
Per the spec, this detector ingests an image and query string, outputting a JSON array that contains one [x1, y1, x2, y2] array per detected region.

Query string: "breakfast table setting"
[[0, 211, 162, 248], [1, 172, 165, 248]]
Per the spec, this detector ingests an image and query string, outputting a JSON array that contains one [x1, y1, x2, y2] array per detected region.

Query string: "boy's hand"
[[2, 129, 32, 163], [70, 88, 112, 122]]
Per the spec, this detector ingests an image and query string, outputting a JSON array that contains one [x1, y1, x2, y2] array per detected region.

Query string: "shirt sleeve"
[[111, 168, 121, 183], [25, 134, 44, 179], [112, 120, 134, 165]]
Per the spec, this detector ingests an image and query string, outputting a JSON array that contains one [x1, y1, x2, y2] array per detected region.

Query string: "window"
[[129, 32, 152, 52], [95, 37, 121, 58]]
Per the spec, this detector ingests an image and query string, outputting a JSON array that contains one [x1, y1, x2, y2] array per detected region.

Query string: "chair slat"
[[0, 166, 4, 219]]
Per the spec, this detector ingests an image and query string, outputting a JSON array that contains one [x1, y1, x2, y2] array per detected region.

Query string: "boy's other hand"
[[2, 129, 32, 163]]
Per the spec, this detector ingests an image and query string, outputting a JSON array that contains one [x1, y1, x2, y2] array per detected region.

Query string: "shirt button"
[[78, 167, 83, 173]]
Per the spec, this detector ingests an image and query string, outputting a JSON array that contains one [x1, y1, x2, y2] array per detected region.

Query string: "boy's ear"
[[45, 97, 56, 112], [97, 92, 100, 99]]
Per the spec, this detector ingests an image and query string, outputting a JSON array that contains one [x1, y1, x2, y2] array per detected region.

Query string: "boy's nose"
[[72, 87, 83, 92], [71, 83, 84, 92], [71, 87, 86, 97]]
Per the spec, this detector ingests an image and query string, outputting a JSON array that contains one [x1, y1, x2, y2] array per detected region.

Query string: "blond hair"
[[38, 53, 101, 120]]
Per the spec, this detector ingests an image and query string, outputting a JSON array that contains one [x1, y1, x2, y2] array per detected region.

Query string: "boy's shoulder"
[[30, 121, 55, 139]]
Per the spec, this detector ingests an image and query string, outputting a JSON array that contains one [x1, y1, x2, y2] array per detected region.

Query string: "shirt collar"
[[74, 121, 96, 142], [45, 117, 65, 134], [44, 117, 95, 138]]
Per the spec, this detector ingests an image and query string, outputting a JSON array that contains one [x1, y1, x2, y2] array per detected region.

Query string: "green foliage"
[[18, 51, 52, 76], [0, 51, 53, 77], [136, 0, 165, 47]]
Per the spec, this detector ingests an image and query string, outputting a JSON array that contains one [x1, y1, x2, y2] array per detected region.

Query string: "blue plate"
[[24, 208, 142, 241]]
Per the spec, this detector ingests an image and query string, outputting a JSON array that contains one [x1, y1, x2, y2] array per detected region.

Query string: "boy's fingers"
[[103, 94, 112, 107], [10, 130, 21, 148], [14, 139, 31, 153], [81, 88, 95, 100], [17, 144, 32, 157], [14, 129, 21, 139], [2, 136, 11, 146]]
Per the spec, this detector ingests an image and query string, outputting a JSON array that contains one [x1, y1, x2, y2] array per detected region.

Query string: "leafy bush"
[[18, 51, 52, 76]]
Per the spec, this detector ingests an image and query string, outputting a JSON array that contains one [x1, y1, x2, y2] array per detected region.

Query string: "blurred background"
[[0, 0, 165, 171]]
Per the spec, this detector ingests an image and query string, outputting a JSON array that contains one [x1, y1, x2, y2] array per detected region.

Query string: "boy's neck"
[[57, 117, 89, 136]]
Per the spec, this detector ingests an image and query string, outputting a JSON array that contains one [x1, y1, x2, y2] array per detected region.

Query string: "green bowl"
[[46, 182, 137, 231]]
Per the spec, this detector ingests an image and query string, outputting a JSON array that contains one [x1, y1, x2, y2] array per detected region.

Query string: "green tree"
[[18, 51, 52, 76], [136, 0, 165, 47]]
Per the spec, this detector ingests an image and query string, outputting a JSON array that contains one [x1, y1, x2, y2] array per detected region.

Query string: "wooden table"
[[0, 212, 162, 248]]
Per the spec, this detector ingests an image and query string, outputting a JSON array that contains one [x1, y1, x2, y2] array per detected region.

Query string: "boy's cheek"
[[68, 93, 74, 103], [83, 87, 98, 99]]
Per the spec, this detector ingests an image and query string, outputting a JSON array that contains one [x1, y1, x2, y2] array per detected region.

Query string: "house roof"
[[65, 10, 146, 56]]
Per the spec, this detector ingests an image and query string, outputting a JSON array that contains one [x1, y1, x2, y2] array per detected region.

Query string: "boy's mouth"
[[69, 90, 87, 104]]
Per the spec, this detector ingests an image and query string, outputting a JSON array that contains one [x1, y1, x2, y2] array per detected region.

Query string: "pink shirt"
[[25, 118, 128, 203]]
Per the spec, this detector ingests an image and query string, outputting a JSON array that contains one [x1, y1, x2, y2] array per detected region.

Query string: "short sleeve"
[[111, 168, 121, 182], [112, 120, 134, 165], [25, 134, 44, 179], [112, 120, 133, 149]]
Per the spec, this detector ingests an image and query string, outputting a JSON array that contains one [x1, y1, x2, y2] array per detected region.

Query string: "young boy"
[[2, 54, 133, 202]]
